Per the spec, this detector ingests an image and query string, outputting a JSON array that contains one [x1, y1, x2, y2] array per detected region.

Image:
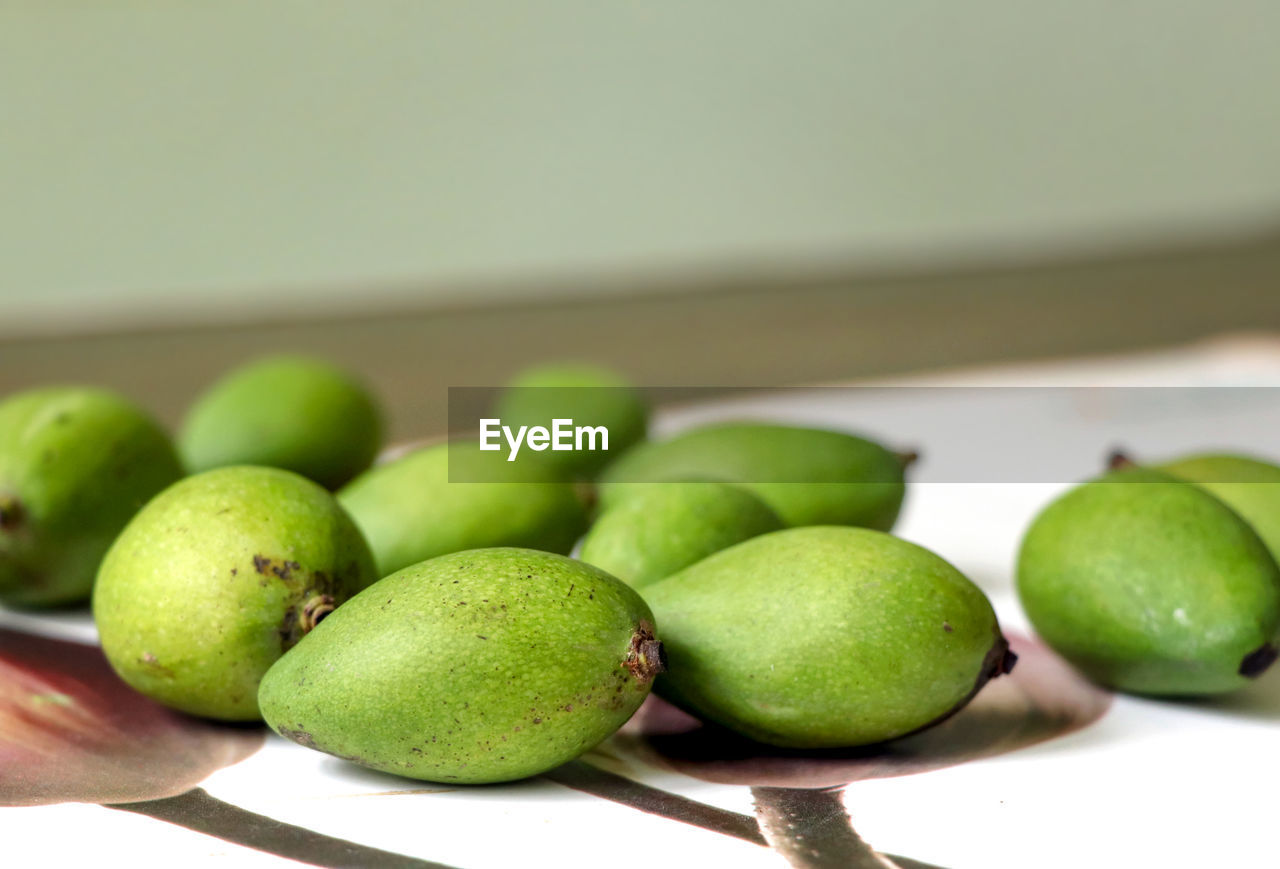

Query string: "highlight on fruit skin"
[[179, 354, 384, 490], [642, 525, 1012, 749], [0, 386, 184, 608], [92, 465, 379, 722], [258, 547, 662, 784], [1017, 465, 1280, 696]]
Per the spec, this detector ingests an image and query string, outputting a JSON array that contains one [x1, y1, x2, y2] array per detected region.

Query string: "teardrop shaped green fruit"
[[1017, 466, 1280, 695], [258, 548, 663, 784], [337, 441, 589, 578], [179, 355, 383, 489], [598, 422, 908, 530], [93, 466, 379, 721], [643, 526, 1011, 748], [579, 482, 783, 587], [0, 387, 184, 607], [494, 362, 649, 479], [1156, 452, 1280, 561]]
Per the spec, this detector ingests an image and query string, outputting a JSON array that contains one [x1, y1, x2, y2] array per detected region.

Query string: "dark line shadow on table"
[[110, 788, 459, 869]]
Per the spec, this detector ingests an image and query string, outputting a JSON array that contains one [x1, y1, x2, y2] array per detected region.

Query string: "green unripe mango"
[[494, 362, 649, 479], [259, 548, 663, 784], [1017, 466, 1280, 695], [0, 387, 184, 608], [598, 422, 908, 530], [93, 466, 378, 721], [579, 482, 783, 587], [1155, 452, 1280, 561], [179, 355, 383, 489], [337, 441, 589, 578], [643, 526, 1011, 748]]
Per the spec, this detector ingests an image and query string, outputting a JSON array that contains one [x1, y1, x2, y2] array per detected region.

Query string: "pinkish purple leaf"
[[0, 627, 262, 806]]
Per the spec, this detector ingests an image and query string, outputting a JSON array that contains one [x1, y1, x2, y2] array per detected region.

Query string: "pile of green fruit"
[[17, 356, 1275, 785]]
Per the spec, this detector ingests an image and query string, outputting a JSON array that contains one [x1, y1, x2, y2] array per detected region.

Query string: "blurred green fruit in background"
[[179, 355, 382, 489]]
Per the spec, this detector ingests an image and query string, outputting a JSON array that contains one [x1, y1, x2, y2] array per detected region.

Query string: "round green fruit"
[[93, 466, 378, 720]]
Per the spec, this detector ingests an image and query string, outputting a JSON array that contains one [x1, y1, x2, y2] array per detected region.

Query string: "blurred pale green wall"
[[2, 2, 1279, 333]]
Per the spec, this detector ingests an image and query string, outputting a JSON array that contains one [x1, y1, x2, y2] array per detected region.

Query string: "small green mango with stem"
[[644, 526, 1012, 748], [259, 548, 664, 784], [1018, 466, 1280, 695]]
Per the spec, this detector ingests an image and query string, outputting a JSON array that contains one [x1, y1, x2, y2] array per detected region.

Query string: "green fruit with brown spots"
[[1017, 466, 1280, 695], [0, 386, 184, 608], [579, 482, 783, 587], [644, 526, 1012, 748], [258, 548, 663, 784], [93, 466, 378, 721]]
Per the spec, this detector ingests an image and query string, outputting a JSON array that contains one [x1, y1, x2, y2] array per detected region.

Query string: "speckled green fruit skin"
[[93, 466, 378, 721], [179, 355, 383, 489], [1157, 453, 1280, 561], [258, 548, 662, 784], [0, 387, 184, 608], [579, 482, 783, 587], [598, 423, 907, 530], [494, 362, 649, 479], [1017, 467, 1280, 696], [644, 526, 1008, 748], [337, 441, 589, 578]]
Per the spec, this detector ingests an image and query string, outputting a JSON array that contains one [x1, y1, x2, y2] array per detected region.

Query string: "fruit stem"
[[895, 449, 921, 470], [0, 494, 23, 531], [299, 595, 337, 633], [1239, 643, 1278, 678], [1106, 449, 1136, 471], [624, 621, 665, 685]]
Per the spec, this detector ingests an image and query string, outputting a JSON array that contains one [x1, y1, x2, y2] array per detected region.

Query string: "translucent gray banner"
[[445, 386, 1280, 483]]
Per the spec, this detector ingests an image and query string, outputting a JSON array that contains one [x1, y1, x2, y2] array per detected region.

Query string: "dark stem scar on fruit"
[[623, 621, 665, 684], [1106, 449, 1136, 471], [897, 632, 1017, 741], [0, 494, 24, 530], [109, 788, 458, 869], [896, 449, 921, 470], [1239, 643, 1278, 678]]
